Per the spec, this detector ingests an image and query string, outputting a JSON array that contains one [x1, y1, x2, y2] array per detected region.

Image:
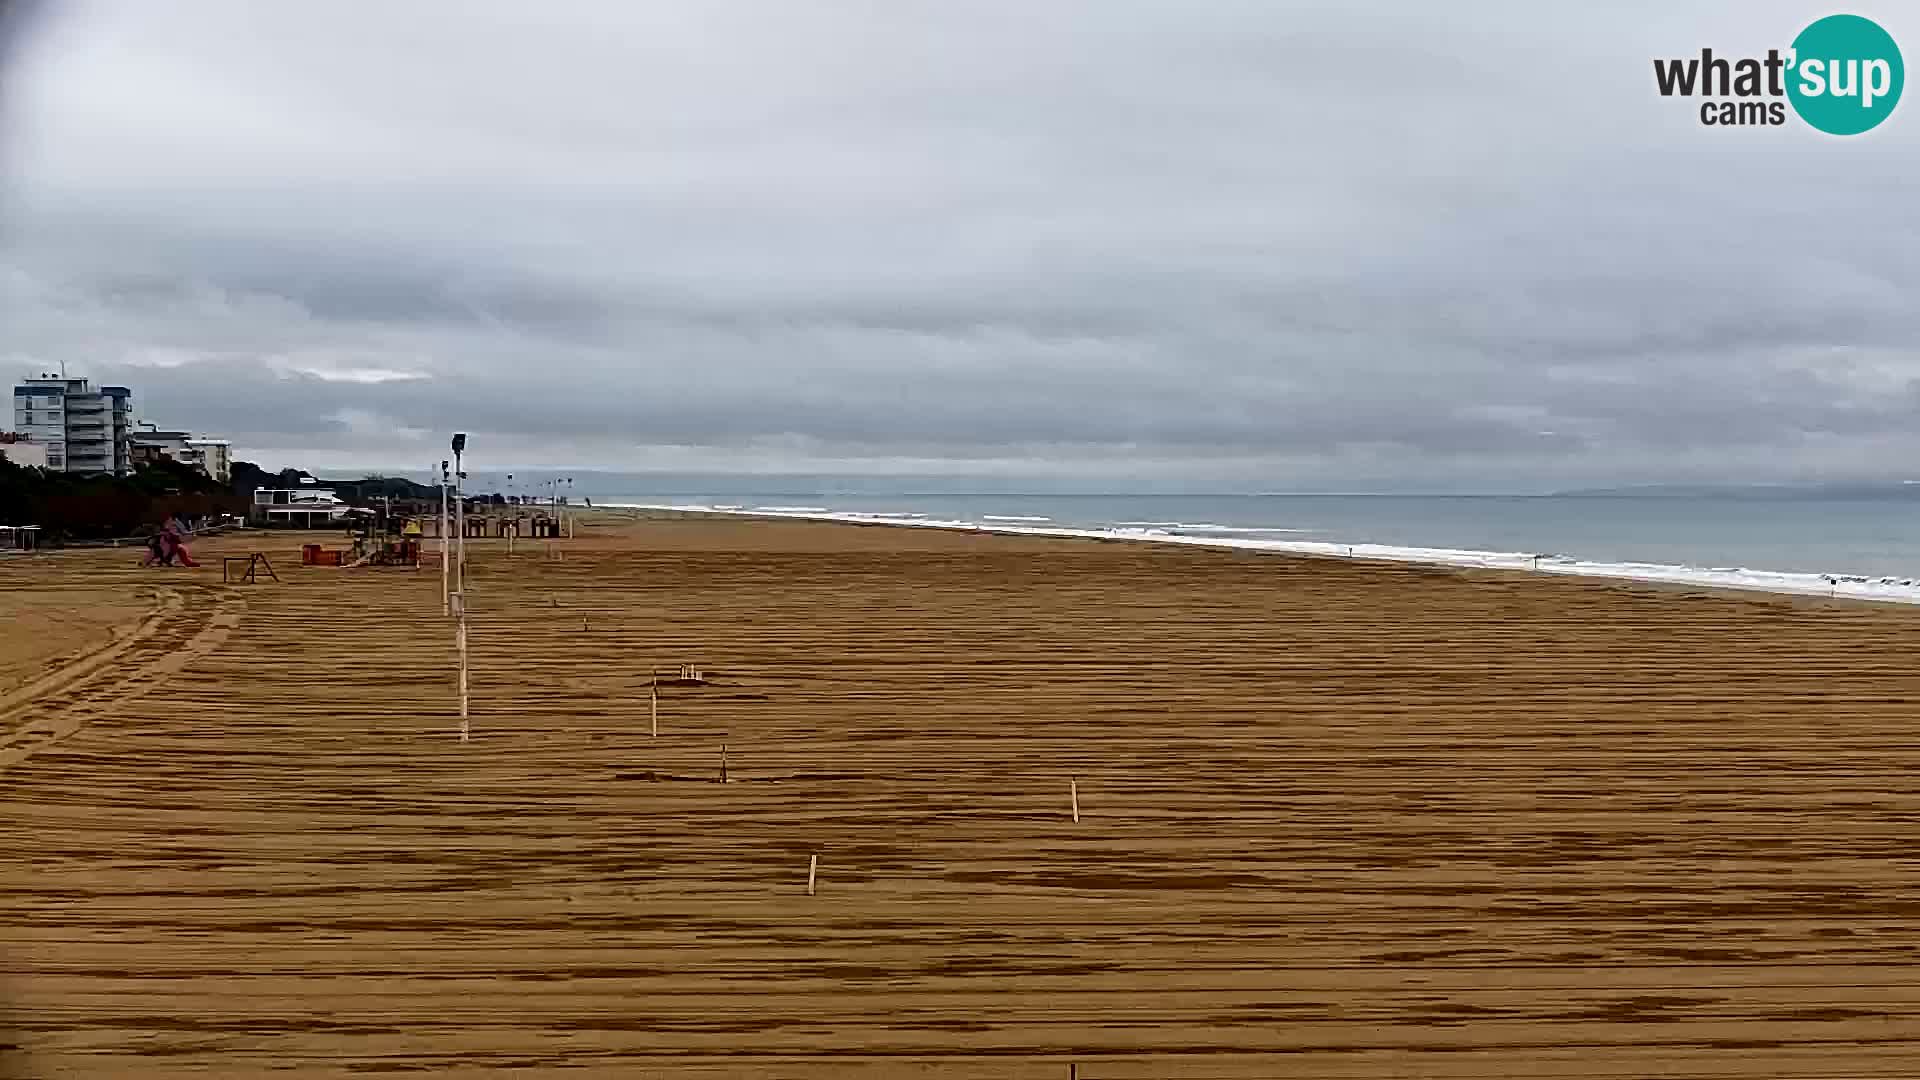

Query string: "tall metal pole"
[[439, 461, 450, 616], [454, 451, 466, 595], [451, 434, 469, 743]]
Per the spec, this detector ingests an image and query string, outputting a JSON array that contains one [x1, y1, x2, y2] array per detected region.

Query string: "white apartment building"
[[11, 376, 133, 475], [179, 438, 233, 483], [131, 426, 233, 483]]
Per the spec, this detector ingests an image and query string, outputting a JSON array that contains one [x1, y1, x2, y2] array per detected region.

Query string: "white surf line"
[[602, 503, 1920, 606]]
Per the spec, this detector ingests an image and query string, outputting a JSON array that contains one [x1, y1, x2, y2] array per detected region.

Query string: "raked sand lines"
[[5, 515, 1920, 1076]]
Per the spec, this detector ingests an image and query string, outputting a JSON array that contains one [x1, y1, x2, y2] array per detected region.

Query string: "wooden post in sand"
[[650, 685, 658, 737], [454, 592, 470, 742], [807, 853, 817, 896], [1070, 779, 1080, 823], [720, 743, 729, 783]]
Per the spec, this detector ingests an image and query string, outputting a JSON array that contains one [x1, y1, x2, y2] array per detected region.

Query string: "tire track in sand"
[[0, 586, 245, 769]]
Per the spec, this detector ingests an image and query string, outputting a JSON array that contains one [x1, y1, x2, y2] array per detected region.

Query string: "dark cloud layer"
[[2, 1, 1918, 489]]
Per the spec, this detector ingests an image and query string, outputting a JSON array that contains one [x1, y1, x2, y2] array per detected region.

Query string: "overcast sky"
[[2, 1, 1917, 491]]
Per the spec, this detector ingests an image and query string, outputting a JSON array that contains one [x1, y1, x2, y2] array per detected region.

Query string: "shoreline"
[[602, 501, 1920, 607]]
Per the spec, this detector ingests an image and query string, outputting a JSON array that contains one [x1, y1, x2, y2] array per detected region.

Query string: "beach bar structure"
[[0, 525, 42, 552], [252, 487, 353, 528], [419, 507, 562, 539]]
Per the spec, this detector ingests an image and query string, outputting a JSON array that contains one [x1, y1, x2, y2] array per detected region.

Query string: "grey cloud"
[[1, 0, 1916, 490]]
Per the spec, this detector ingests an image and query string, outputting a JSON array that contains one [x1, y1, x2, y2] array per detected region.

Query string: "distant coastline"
[[1550, 482, 1920, 499]]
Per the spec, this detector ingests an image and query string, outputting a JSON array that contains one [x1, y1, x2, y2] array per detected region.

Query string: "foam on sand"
[[600, 502, 1920, 606]]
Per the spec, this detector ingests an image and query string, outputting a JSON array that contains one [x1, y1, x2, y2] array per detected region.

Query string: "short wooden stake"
[[807, 853, 817, 896], [1070, 779, 1080, 823], [720, 743, 729, 783], [650, 686, 658, 737]]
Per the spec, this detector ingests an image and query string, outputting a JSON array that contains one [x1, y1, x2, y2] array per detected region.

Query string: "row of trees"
[[0, 457, 505, 544], [0, 457, 278, 542]]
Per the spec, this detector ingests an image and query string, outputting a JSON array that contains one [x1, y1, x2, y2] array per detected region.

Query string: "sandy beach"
[[5, 512, 1920, 1078]]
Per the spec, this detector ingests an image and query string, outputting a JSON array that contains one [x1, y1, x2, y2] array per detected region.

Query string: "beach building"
[[0, 524, 41, 551], [0, 432, 48, 468], [179, 438, 233, 483], [130, 427, 192, 468], [10, 375, 134, 475], [253, 486, 352, 527], [134, 426, 234, 483]]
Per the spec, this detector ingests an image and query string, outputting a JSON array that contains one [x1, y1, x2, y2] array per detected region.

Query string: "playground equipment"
[[222, 553, 279, 584], [344, 504, 423, 567], [294, 503, 424, 569], [353, 539, 422, 568], [300, 543, 344, 567]]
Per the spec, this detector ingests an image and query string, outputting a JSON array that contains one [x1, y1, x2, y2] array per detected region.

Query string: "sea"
[[585, 491, 1920, 604]]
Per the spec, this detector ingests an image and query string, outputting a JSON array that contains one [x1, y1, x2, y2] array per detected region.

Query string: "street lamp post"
[[451, 433, 469, 742], [453, 441, 466, 595]]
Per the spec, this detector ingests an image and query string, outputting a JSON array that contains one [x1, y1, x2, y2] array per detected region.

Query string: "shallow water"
[[596, 492, 1920, 580]]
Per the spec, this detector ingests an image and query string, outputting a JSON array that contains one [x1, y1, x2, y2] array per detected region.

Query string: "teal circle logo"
[[1787, 14, 1903, 135]]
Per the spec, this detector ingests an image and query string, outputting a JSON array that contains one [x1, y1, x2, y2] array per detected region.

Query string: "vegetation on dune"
[[1, 458, 470, 543]]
